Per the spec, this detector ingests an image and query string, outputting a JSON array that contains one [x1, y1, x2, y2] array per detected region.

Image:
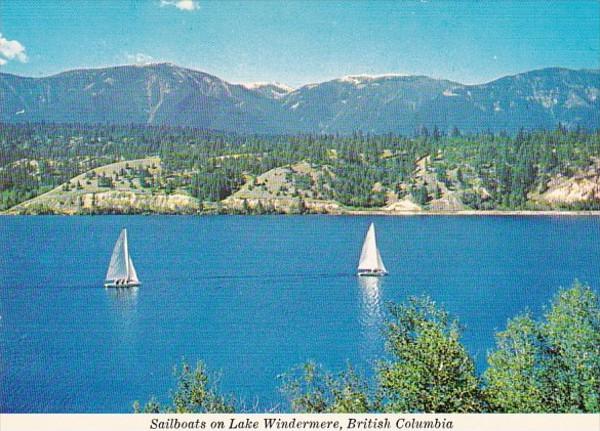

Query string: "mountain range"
[[1, 63, 598, 134]]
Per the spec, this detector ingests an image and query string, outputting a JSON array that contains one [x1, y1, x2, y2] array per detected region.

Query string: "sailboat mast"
[[123, 229, 130, 280], [371, 223, 377, 249]]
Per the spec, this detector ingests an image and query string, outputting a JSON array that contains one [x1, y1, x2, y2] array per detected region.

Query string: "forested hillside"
[[1, 123, 599, 214]]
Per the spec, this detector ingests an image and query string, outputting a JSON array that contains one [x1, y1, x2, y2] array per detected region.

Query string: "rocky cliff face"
[[8, 191, 201, 215], [534, 160, 600, 206]]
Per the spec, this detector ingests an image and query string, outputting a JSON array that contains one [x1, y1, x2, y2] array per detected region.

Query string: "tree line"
[[1, 123, 599, 211]]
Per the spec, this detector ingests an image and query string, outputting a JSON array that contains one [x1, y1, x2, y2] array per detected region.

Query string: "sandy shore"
[[342, 209, 600, 216], [3, 207, 600, 217]]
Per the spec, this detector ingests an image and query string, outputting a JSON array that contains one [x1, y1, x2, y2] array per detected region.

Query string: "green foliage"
[[20, 203, 59, 215], [280, 362, 371, 413], [378, 297, 483, 412], [132, 397, 161, 414], [2, 123, 598, 211], [413, 184, 429, 206], [543, 282, 600, 412], [292, 172, 313, 191], [134, 361, 235, 413], [141, 283, 598, 413], [456, 168, 464, 185], [483, 314, 547, 412], [97, 175, 113, 188], [484, 282, 599, 412], [281, 298, 483, 413]]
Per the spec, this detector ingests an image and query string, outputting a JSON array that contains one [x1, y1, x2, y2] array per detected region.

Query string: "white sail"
[[358, 223, 388, 274], [106, 229, 129, 281], [128, 256, 139, 283], [105, 228, 140, 286]]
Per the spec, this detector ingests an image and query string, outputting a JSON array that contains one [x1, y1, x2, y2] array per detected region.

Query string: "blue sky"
[[1, 0, 598, 87]]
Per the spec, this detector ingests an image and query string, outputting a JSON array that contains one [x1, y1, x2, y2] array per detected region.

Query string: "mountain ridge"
[[1, 63, 598, 133]]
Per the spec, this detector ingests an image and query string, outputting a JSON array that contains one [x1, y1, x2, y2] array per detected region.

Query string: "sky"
[[0, 0, 598, 87]]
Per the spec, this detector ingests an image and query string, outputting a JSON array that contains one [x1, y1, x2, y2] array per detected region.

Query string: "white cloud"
[[126, 52, 155, 65], [0, 33, 28, 65], [160, 0, 199, 11]]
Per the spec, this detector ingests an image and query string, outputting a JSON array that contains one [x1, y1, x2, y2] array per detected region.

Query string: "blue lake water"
[[1, 215, 599, 412]]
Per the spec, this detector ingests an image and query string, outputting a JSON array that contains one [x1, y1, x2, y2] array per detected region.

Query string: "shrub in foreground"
[[279, 362, 371, 413], [134, 361, 235, 413], [137, 282, 599, 413], [377, 297, 483, 413], [484, 282, 599, 412]]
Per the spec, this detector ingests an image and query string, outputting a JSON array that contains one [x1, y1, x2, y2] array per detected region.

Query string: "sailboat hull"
[[104, 280, 141, 288], [357, 269, 388, 277]]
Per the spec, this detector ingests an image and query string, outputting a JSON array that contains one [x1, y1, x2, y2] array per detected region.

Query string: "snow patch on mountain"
[[337, 73, 409, 85], [242, 81, 293, 91], [241, 82, 294, 99], [443, 89, 459, 97]]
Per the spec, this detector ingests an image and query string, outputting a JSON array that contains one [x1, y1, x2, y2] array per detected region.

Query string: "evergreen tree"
[[415, 184, 429, 206]]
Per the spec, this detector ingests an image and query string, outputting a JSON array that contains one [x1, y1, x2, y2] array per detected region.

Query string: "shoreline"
[[3, 210, 600, 217], [342, 209, 600, 217]]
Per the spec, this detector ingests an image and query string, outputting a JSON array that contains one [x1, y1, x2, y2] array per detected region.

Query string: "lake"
[[1, 215, 599, 412]]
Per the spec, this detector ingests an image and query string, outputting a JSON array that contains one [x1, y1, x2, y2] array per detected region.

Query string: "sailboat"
[[104, 228, 141, 288], [357, 222, 388, 277]]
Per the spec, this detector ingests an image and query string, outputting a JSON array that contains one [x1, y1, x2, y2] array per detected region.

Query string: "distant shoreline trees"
[[2, 123, 599, 212]]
